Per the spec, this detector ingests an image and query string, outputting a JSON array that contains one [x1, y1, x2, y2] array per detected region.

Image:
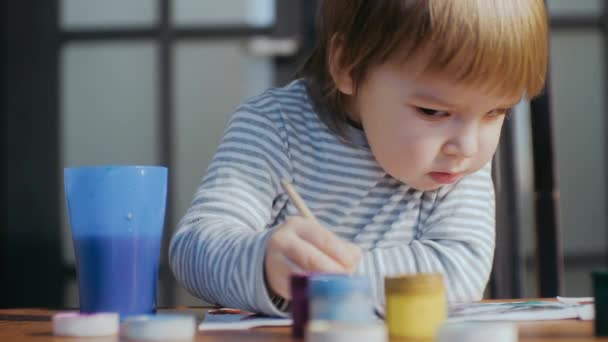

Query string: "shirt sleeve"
[[169, 102, 291, 317], [356, 162, 496, 306]]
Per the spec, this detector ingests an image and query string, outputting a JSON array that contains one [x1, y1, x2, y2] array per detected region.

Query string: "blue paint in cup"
[[309, 274, 374, 323], [64, 165, 167, 318]]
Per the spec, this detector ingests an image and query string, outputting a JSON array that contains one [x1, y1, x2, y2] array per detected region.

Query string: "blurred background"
[[1, 0, 606, 308]]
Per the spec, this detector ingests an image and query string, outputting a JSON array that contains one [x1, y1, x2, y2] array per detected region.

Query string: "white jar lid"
[[306, 320, 387, 342], [53, 312, 119, 337], [437, 322, 518, 342], [122, 314, 196, 340]]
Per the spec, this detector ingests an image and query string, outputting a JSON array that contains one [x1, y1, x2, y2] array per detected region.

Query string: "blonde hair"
[[299, 0, 548, 134]]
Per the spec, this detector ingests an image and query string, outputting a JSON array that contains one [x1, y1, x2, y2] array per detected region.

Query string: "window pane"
[[549, 31, 606, 295], [547, 0, 602, 16], [61, 42, 159, 265], [172, 41, 273, 304], [172, 0, 275, 26], [61, 0, 157, 29]]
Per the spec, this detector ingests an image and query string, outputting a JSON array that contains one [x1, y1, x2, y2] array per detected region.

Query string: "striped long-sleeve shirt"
[[169, 79, 495, 317]]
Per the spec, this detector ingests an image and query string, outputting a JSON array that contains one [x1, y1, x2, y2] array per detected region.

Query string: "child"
[[170, 0, 547, 316]]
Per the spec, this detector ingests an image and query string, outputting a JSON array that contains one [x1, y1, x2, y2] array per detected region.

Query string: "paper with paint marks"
[[447, 297, 594, 322], [199, 309, 292, 331]]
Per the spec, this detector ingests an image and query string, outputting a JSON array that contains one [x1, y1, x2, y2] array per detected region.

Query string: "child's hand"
[[264, 216, 362, 299]]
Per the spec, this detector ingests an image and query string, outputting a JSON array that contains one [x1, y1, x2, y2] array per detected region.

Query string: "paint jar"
[[305, 274, 387, 342], [385, 273, 446, 339], [291, 273, 311, 338], [308, 274, 374, 323], [593, 270, 608, 336]]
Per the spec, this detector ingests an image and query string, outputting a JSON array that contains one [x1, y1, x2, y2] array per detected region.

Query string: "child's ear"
[[328, 35, 354, 96]]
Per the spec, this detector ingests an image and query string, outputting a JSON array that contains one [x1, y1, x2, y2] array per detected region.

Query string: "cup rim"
[[64, 165, 167, 172]]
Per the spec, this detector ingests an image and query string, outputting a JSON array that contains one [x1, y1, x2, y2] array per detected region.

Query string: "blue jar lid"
[[309, 274, 370, 299], [122, 314, 196, 340]]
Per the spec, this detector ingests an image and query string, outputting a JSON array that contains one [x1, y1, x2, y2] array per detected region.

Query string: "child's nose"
[[443, 126, 479, 158]]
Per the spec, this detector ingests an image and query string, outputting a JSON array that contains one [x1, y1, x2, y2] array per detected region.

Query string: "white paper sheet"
[[199, 310, 292, 331], [447, 297, 594, 322]]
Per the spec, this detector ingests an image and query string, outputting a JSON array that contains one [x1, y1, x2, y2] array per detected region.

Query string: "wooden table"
[[0, 307, 606, 341]]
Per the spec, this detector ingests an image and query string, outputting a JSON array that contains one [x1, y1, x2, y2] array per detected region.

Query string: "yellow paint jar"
[[385, 273, 446, 339]]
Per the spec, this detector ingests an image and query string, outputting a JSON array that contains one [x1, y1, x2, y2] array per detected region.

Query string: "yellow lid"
[[385, 273, 444, 295]]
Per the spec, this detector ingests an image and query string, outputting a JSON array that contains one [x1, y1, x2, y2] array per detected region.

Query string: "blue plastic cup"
[[64, 165, 168, 318]]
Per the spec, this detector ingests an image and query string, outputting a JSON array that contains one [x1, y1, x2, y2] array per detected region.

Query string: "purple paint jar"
[[290, 273, 310, 338]]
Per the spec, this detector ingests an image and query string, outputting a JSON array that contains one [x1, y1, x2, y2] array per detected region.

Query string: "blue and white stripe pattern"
[[169, 79, 495, 317]]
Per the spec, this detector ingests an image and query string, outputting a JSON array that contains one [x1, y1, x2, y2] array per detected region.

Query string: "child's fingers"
[[281, 253, 305, 274], [267, 253, 301, 299], [346, 244, 362, 272], [294, 219, 361, 269], [283, 237, 346, 273]]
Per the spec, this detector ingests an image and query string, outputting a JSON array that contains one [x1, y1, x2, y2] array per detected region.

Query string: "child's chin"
[[396, 177, 442, 192], [411, 183, 444, 192]]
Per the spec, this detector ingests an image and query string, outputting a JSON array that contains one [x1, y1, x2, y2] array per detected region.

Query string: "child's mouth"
[[429, 172, 462, 184]]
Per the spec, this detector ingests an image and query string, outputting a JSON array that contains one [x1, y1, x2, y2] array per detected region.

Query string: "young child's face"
[[350, 58, 520, 191]]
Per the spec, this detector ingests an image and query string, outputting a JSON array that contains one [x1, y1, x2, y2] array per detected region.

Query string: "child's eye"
[[416, 107, 449, 118], [487, 108, 513, 118]]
